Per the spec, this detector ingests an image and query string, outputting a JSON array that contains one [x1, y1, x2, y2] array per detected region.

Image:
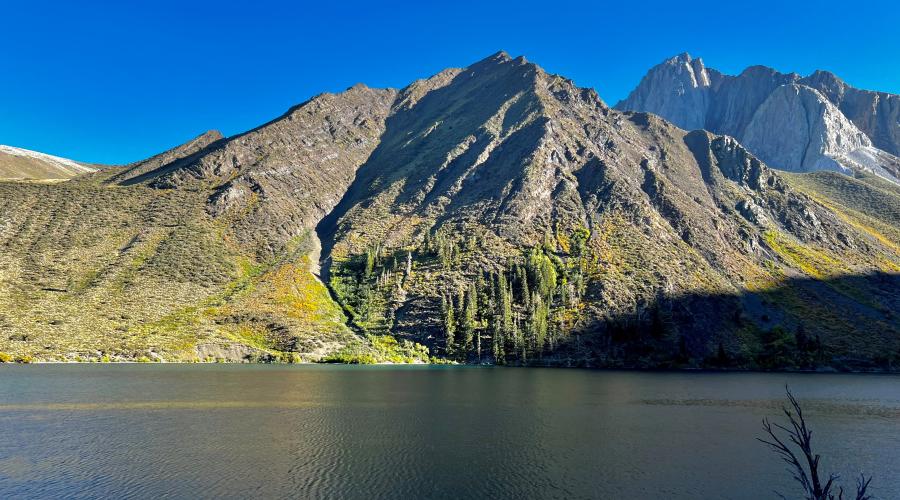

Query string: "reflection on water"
[[1, 365, 898, 499]]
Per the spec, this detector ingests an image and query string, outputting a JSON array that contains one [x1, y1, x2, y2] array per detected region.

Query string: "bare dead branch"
[[758, 386, 873, 500]]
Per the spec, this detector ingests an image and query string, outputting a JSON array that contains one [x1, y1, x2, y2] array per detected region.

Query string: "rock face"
[[616, 54, 900, 183], [801, 70, 900, 157], [742, 84, 872, 174], [0, 145, 97, 180], [2, 51, 899, 368], [615, 53, 716, 131]]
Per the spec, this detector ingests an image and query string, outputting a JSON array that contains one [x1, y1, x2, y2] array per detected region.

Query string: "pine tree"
[[489, 273, 503, 363], [527, 291, 549, 357], [515, 264, 530, 309], [441, 294, 455, 353], [570, 226, 589, 257], [423, 232, 433, 254], [461, 282, 477, 354], [715, 342, 729, 367], [364, 247, 376, 278], [499, 273, 513, 349], [542, 230, 555, 253]]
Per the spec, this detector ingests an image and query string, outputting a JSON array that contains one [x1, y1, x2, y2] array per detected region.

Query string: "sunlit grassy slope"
[[0, 180, 365, 362]]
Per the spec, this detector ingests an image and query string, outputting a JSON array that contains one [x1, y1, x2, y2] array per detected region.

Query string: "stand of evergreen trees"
[[338, 227, 834, 369], [429, 231, 588, 364]]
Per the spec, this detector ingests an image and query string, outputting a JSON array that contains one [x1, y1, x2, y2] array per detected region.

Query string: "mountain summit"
[[616, 55, 900, 182], [1, 52, 899, 368]]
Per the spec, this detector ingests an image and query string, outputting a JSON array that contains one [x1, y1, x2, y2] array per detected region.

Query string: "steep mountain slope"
[[0, 145, 97, 180], [741, 84, 873, 173], [615, 54, 900, 182], [2, 52, 899, 369]]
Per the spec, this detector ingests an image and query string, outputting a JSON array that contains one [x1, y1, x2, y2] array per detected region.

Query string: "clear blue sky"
[[2, 0, 898, 164]]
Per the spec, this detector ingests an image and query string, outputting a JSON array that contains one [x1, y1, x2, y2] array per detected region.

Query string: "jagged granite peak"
[[615, 52, 719, 131], [617, 54, 900, 183]]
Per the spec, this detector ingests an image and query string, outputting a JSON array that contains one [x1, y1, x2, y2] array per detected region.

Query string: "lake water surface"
[[0, 365, 898, 499]]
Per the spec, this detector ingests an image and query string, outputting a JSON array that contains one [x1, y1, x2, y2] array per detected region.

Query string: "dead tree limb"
[[757, 386, 872, 500]]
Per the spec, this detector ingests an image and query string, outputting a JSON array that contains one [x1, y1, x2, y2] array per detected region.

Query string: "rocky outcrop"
[[195, 343, 273, 363], [616, 54, 900, 183]]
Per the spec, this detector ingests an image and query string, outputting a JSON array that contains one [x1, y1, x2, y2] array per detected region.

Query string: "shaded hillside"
[[546, 272, 900, 371]]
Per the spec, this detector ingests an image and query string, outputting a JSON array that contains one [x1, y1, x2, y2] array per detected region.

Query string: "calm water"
[[0, 366, 898, 499]]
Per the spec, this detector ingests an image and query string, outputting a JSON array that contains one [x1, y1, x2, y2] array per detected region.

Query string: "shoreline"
[[3, 360, 899, 375]]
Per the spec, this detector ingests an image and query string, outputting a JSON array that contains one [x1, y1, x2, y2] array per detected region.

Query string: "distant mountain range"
[[1, 51, 898, 369], [616, 53, 900, 182]]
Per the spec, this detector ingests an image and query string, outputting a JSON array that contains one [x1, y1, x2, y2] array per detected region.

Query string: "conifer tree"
[[441, 294, 455, 353], [488, 273, 503, 363], [526, 291, 549, 357], [364, 247, 376, 278], [499, 273, 514, 348], [461, 282, 477, 354]]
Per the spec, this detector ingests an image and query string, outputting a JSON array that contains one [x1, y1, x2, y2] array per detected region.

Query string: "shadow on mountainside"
[[462, 271, 900, 371], [315, 53, 543, 260]]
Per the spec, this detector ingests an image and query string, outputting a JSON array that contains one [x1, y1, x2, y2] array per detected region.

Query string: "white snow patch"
[[0, 145, 97, 175]]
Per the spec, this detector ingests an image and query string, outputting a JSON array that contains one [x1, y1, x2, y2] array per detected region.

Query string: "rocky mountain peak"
[[618, 54, 900, 183], [803, 69, 846, 88], [614, 53, 714, 130], [488, 50, 513, 62]]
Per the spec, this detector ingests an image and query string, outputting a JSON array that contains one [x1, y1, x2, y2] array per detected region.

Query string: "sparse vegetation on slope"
[[2, 52, 898, 368]]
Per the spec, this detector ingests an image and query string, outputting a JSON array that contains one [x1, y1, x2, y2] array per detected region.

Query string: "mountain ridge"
[[615, 54, 900, 183], [1, 51, 898, 369]]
